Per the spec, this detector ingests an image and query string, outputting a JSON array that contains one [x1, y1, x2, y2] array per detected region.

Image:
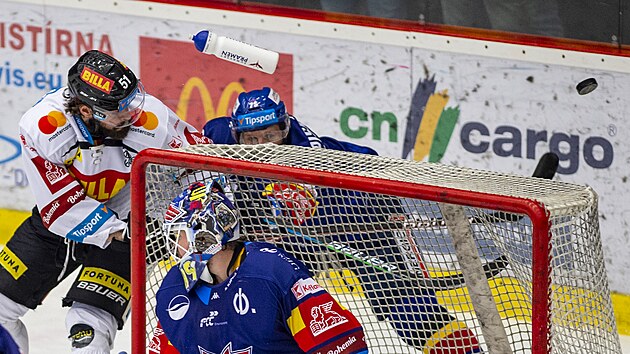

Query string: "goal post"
[[130, 144, 621, 354]]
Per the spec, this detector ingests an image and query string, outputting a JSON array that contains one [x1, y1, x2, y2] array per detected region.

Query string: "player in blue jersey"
[[202, 87, 483, 353], [154, 181, 368, 354], [0, 323, 20, 354], [203, 87, 377, 154]]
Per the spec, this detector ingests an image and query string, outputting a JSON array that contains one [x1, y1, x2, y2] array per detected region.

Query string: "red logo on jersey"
[[38, 111, 67, 134], [133, 111, 159, 130], [291, 278, 324, 301], [31, 156, 75, 194], [20, 134, 37, 153], [184, 127, 211, 145], [40, 185, 86, 227], [309, 301, 349, 336], [148, 324, 180, 354], [168, 136, 183, 149]]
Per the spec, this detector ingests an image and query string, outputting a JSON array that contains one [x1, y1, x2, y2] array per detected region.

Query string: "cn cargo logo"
[[80, 67, 113, 94], [38, 111, 67, 134], [140, 36, 293, 131], [402, 76, 459, 162]]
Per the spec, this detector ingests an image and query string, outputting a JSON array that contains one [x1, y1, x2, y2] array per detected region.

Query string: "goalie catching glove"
[[261, 182, 319, 226]]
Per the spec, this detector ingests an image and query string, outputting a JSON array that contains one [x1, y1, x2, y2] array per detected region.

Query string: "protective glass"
[[239, 125, 288, 145], [92, 81, 146, 128]]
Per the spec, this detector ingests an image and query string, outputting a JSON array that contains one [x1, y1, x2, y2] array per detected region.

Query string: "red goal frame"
[[130, 147, 552, 354]]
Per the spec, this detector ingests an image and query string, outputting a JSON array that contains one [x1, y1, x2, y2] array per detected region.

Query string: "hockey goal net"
[[130, 144, 621, 354]]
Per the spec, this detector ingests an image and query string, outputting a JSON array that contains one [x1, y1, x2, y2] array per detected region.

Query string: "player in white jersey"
[[0, 50, 210, 354]]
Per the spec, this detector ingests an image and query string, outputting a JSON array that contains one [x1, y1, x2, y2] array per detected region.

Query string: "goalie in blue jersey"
[[202, 87, 483, 353], [154, 181, 368, 354]]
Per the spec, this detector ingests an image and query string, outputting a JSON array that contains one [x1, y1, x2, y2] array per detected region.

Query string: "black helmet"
[[67, 50, 138, 112]]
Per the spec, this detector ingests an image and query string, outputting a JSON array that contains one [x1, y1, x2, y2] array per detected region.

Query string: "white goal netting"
[[132, 144, 621, 354]]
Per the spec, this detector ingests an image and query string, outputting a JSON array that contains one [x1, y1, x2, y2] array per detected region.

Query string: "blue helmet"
[[163, 182, 240, 262], [230, 87, 290, 142]]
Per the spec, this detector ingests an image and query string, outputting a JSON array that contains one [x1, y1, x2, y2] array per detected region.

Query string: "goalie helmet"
[[229, 87, 290, 143], [67, 50, 145, 128], [163, 181, 240, 262]]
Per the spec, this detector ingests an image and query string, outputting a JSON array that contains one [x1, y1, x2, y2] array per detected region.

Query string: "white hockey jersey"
[[18, 87, 211, 248]]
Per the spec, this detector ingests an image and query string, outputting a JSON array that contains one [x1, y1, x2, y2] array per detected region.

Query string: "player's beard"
[[97, 122, 131, 140]]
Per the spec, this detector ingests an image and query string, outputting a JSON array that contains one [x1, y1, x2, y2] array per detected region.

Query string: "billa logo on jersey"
[[81, 66, 114, 94], [67, 168, 130, 202], [140, 36, 293, 131]]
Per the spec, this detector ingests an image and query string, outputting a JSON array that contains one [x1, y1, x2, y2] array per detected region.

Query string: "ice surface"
[[21, 268, 630, 353]]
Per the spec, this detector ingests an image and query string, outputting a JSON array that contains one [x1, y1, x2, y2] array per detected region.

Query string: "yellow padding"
[[423, 321, 468, 354], [79, 267, 130, 300], [612, 293, 630, 335], [315, 268, 364, 296], [287, 306, 306, 335], [0, 209, 30, 245], [0, 246, 28, 280]]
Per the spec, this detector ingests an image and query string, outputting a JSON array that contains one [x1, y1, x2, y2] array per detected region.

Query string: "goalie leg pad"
[[424, 321, 482, 354], [66, 302, 117, 353], [384, 293, 457, 349], [63, 240, 130, 329]]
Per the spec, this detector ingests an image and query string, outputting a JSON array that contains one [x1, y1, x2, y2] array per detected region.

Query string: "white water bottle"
[[190, 30, 279, 74]]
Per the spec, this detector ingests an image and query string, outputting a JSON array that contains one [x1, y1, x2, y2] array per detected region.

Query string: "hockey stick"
[[262, 216, 508, 290], [253, 152, 559, 291]]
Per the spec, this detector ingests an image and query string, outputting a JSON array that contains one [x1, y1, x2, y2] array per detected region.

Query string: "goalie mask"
[[163, 182, 240, 262]]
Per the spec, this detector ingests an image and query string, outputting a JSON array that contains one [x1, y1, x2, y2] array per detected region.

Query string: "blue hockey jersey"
[[203, 116, 378, 155], [0, 323, 20, 354], [155, 242, 368, 354], [202, 114, 482, 353]]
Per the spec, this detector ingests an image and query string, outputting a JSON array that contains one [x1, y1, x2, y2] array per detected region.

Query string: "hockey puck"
[[576, 78, 598, 95]]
